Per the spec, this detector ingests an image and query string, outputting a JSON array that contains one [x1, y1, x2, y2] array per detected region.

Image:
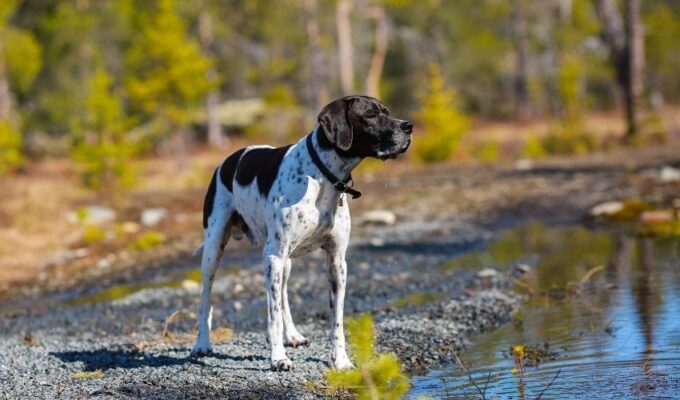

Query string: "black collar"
[[306, 133, 362, 199]]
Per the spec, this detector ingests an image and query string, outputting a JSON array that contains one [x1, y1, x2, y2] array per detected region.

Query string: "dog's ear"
[[318, 97, 354, 151]]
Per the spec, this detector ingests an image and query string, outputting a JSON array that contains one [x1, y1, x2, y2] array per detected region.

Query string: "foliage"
[[131, 230, 166, 250], [474, 140, 500, 163], [125, 0, 215, 134], [71, 69, 142, 190], [3, 29, 42, 95], [414, 63, 469, 163], [325, 314, 409, 400], [522, 136, 547, 159], [0, 120, 22, 174], [82, 225, 106, 244]]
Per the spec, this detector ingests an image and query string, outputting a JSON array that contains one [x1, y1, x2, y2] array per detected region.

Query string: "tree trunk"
[[302, 0, 328, 111], [199, 5, 226, 149], [594, 0, 644, 141], [365, 6, 388, 99], [336, 0, 354, 95], [0, 56, 12, 122], [512, 0, 531, 119], [624, 0, 644, 140]]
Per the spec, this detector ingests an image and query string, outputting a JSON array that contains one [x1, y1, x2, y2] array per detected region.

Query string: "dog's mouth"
[[377, 141, 411, 160]]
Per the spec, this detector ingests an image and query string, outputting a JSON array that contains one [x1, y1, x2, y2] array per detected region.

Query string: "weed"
[[325, 314, 409, 400]]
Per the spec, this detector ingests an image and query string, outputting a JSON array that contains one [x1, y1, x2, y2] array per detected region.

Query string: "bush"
[[71, 69, 144, 190], [325, 314, 409, 399], [414, 63, 469, 163], [0, 120, 22, 174]]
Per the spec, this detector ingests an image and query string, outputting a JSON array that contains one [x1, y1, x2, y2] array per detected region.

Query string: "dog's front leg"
[[282, 258, 309, 347], [264, 248, 294, 371], [327, 251, 354, 370]]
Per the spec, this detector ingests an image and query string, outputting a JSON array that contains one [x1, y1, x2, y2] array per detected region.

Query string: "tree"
[[336, 0, 354, 95], [0, 0, 41, 173], [125, 0, 214, 161], [414, 63, 469, 163], [198, 0, 225, 149], [71, 68, 141, 189], [365, 4, 388, 98], [512, 0, 531, 119], [595, 0, 644, 141]]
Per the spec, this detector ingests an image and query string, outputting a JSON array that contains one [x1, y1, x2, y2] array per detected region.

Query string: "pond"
[[410, 223, 680, 399]]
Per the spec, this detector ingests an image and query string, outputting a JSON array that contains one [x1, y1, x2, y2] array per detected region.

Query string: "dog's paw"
[[285, 334, 309, 348], [271, 357, 295, 372], [333, 355, 354, 370], [190, 344, 213, 358]]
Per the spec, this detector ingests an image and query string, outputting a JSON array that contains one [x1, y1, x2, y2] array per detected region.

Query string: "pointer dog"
[[191, 95, 413, 371]]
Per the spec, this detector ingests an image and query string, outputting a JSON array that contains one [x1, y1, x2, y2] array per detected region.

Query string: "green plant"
[[521, 136, 547, 159], [474, 140, 500, 163], [82, 225, 106, 244], [325, 314, 409, 400], [414, 63, 469, 163], [71, 68, 144, 190], [131, 230, 166, 251], [0, 120, 22, 174]]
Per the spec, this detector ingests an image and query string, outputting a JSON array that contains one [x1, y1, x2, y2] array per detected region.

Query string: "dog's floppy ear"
[[318, 97, 354, 151]]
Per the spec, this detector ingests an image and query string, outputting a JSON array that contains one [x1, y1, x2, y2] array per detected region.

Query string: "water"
[[411, 223, 680, 399], [64, 263, 242, 305]]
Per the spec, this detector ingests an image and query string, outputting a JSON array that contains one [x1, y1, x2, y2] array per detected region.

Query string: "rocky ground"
[[0, 219, 526, 399], [1, 146, 678, 399]]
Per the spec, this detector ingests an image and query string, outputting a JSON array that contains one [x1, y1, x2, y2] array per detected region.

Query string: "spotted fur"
[[191, 96, 413, 372]]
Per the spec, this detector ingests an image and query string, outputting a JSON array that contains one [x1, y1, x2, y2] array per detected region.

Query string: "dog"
[[191, 95, 413, 371]]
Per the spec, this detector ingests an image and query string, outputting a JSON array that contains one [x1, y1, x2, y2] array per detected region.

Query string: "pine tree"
[[125, 0, 214, 160], [0, 0, 42, 173], [414, 63, 469, 163], [71, 68, 141, 189]]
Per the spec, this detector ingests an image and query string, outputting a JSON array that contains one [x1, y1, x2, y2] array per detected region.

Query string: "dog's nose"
[[401, 120, 414, 133]]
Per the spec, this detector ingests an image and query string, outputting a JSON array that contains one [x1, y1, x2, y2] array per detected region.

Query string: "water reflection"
[[412, 223, 680, 399]]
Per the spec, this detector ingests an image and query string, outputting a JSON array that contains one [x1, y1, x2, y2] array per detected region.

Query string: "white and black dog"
[[191, 95, 413, 371]]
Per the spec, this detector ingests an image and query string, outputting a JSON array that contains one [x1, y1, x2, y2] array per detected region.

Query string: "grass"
[[72, 370, 105, 379]]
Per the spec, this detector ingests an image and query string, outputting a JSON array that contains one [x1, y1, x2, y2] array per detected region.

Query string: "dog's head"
[[318, 95, 413, 160]]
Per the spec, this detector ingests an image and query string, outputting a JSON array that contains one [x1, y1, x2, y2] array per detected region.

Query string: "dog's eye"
[[364, 112, 378, 119]]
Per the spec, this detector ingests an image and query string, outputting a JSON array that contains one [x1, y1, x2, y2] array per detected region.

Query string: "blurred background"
[[1, 0, 679, 292]]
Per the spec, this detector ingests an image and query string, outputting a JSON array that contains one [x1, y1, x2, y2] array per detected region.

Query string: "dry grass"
[[72, 370, 105, 379]]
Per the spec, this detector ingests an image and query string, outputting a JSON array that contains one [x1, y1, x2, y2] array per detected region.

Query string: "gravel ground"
[[0, 219, 525, 399]]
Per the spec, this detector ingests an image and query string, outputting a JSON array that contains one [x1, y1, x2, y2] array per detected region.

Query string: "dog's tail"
[[192, 242, 204, 257]]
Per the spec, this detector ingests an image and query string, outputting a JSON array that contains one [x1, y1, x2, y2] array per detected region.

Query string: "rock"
[[120, 222, 141, 234], [359, 210, 397, 226], [660, 166, 680, 182], [180, 280, 200, 290], [477, 268, 498, 279], [369, 237, 385, 247], [640, 209, 674, 224], [514, 159, 533, 171], [97, 258, 111, 269], [514, 263, 531, 274], [66, 206, 116, 225], [590, 201, 624, 217], [140, 208, 167, 227]]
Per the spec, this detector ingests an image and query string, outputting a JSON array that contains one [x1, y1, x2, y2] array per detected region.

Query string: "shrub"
[[414, 63, 469, 163], [71, 69, 143, 190], [325, 314, 409, 399], [0, 120, 22, 174]]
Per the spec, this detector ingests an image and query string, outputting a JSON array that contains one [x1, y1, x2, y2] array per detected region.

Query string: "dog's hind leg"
[[282, 258, 308, 347], [191, 172, 234, 358]]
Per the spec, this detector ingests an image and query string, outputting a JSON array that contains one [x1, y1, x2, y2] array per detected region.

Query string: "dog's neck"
[[311, 126, 361, 182]]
